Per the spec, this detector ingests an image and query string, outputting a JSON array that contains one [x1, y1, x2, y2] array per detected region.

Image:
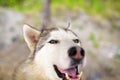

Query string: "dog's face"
[[23, 25, 85, 80]]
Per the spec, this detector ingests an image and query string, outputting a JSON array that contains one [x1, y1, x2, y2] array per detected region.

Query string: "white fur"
[[34, 28, 84, 79]]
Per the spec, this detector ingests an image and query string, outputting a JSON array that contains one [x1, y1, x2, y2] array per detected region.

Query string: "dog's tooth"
[[78, 72, 82, 79], [65, 73, 70, 80]]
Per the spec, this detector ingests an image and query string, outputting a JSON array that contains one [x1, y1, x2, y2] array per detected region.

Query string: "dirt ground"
[[0, 41, 29, 80]]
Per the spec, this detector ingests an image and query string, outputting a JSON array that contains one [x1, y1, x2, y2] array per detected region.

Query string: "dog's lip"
[[53, 65, 82, 80]]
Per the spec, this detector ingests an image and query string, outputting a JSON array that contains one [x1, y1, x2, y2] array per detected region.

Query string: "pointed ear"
[[23, 25, 40, 52]]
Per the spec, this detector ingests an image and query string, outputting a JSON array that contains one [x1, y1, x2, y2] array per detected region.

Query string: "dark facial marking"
[[28, 28, 58, 60], [36, 34, 50, 51], [63, 28, 82, 44]]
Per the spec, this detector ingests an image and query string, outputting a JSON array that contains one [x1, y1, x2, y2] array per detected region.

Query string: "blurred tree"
[[42, 0, 51, 28]]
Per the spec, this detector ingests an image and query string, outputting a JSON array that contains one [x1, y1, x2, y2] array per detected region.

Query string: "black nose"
[[81, 48, 85, 57], [68, 46, 85, 60], [68, 47, 77, 57]]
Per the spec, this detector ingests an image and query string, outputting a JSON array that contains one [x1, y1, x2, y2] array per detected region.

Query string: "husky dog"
[[13, 24, 85, 80]]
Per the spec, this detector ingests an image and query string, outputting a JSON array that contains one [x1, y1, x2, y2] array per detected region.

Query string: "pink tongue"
[[59, 67, 77, 78]]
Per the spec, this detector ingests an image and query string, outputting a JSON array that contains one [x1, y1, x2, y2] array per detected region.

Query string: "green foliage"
[[51, 0, 120, 17], [88, 32, 100, 48], [112, 20, 120, 30], [0, 0, 42, 13], [0, 0, 23, 7], [0, 0, 120, 17], [114, 53, 120, 60]]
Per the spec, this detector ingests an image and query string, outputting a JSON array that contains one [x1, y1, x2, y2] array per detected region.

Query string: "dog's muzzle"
[[53, 46, 85, 80], [68, 46, 85, 67]]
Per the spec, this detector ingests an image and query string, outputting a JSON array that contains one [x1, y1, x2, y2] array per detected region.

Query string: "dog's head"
[[23, 24, 85, 80]]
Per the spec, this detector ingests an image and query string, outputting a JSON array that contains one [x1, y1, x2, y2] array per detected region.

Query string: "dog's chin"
[[53, 64, 83, 80]]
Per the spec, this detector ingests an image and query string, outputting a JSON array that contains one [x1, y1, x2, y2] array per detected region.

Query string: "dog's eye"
[[73, 39, 80, 43], [48, 40, 59, 44]]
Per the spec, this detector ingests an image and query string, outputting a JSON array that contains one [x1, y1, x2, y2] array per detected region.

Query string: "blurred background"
[[0, 0, 120, 80]]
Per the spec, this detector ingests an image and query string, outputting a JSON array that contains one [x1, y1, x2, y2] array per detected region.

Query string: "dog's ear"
[[23, 24, 40, 52]]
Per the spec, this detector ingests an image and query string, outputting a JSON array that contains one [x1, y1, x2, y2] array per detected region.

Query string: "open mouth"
[[53, 65, 82, 80]]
